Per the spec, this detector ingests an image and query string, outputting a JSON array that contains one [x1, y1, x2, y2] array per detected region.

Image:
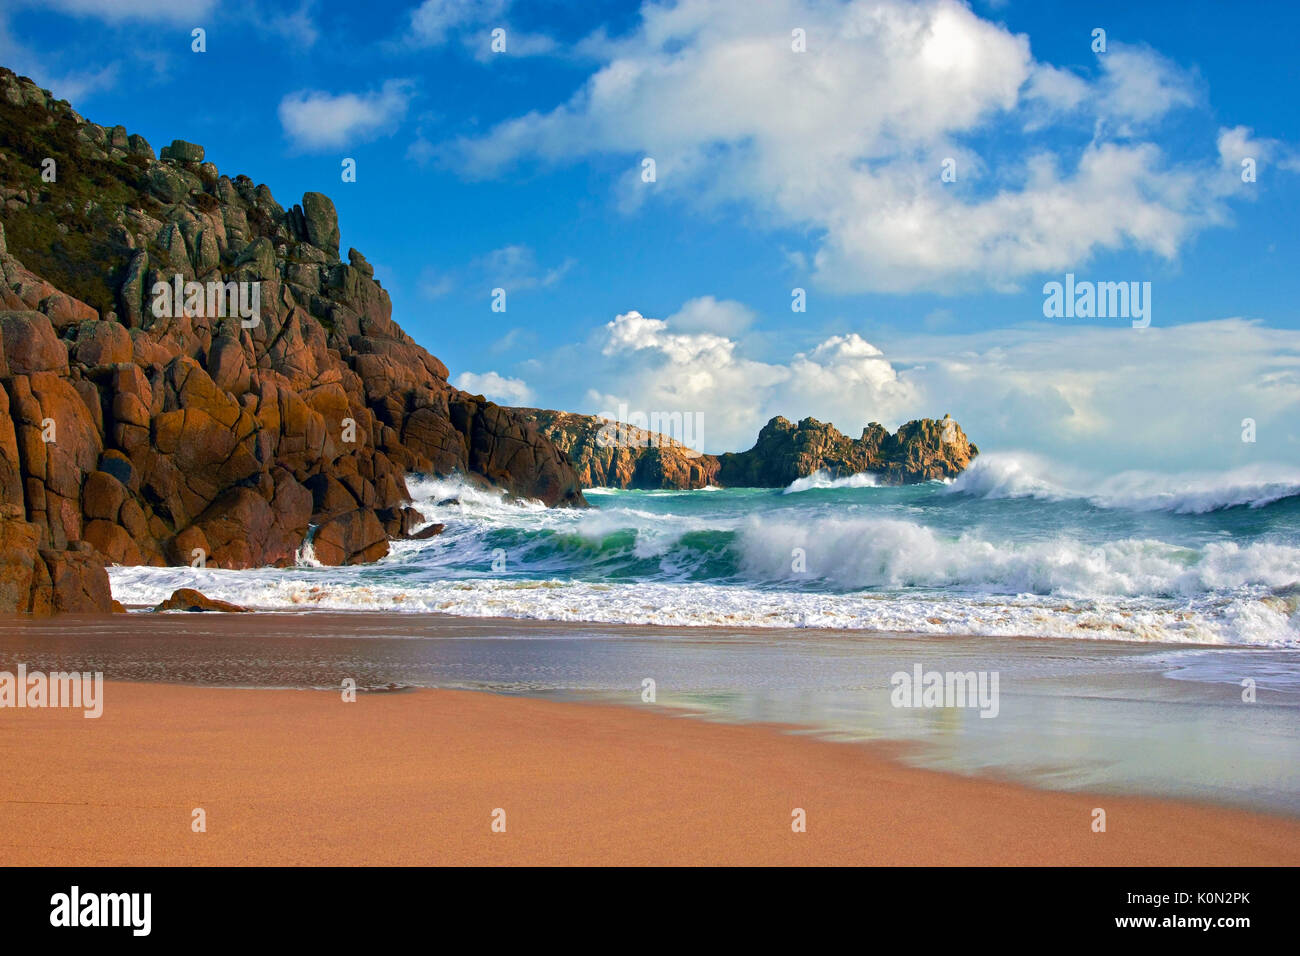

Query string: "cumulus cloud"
[[585, 310, 917, 451], [666, 296, 756, 336], [450, 0, 1291, 293], [453, 370, 534, 405], [279, 79, 413, 151]]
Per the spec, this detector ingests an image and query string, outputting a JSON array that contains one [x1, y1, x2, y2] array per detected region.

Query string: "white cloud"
[[884, 319, 1300, 471], [408, 0, 507, 46], [586, 310, 917, 451], [266, 1, 319, 48], [403, 0, 553, 57], [489, 327, 536, 354], [666, 296, 756, 336], [417, 267, 455, 300], [1095, 46, 1198, 126], [1216, 125, 1300, 178], [278, 79, 413, 151], [27, 0, 215, 21], [478, 244, 574, 289], [453, 370, 534, 405], [529, 305, 1300, 471], [451, 0, 1289, 294], [0, 13, 119, 101]]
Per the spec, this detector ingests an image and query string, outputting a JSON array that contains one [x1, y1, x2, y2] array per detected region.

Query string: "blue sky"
[[3, 0, 1298, 472]]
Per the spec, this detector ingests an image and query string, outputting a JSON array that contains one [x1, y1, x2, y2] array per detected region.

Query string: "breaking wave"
[[783, 469, 880, 493], [950, 454, 1300, 514], [108, 471, 1300, 647]]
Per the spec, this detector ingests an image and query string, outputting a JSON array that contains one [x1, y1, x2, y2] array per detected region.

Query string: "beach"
[[4, 678, 1299, 866], [2, 612, 1299, 866]]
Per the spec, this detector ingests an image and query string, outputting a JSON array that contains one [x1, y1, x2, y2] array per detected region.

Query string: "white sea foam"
[[783, 469, 881, 493], [735, 515, 1300, 597], [950, 454, 1300, 513], [108, 468, 1300, 647], [107, 563, 1299, 647], [108, 508, 1300, 647]]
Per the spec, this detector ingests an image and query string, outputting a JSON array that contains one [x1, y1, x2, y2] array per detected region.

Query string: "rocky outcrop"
[[0, 67, 585, 613], [0, 504, 111, 614], [517, 409, 977, 490], [716, 414, 976, 487], [520, 408, 720, 490]]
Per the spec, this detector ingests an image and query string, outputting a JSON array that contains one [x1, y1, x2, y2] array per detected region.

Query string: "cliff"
[[517, 410, 977, 490], [0, 67, 584, 614]]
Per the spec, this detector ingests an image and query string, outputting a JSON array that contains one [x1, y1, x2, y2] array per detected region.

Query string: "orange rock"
[[153, 587, 247, 613]]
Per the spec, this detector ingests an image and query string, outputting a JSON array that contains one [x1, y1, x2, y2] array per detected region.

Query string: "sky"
[[3, 0, 1299, 473]]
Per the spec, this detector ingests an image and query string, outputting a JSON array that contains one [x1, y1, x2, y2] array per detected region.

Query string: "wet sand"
[[3, 610, 1299, 817], [3, 675, 1299, 865]]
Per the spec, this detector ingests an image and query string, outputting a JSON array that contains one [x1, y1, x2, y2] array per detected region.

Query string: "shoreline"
[[3, 678, 1299, 866], [67, 602, 1291, 651]]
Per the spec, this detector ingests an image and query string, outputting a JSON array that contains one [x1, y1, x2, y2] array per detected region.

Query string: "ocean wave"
[[104, 465, 1300, 647], [735, 515, 1300, 597], [949, 454, 1300, 514], [783, 469, 880, 493], [106, 564, 1300, 647]]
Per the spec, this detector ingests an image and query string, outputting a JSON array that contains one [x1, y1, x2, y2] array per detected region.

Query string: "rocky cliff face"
[[517, 409, 977, 490], [0, 67, 584, 614]]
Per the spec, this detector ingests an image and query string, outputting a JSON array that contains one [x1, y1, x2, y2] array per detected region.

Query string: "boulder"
[[36, 548, 113, 613], [0, 310, 68, 374], [153, 587, 247, 613], [301, 191, 340, 255], [311, 509, 388, 565], [71, 319, 133, 367], [408, 522, 445, 540], [82, 470, 128, 521], [160, 139, 205, 163]]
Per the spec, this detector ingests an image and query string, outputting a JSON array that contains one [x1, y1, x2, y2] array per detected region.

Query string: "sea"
[[107, 452, 1300, 648]]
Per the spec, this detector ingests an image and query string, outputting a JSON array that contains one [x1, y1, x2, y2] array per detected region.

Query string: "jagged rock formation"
[[716, 414, 976, 486], [518, 410, 977, 490], [0, 67, 584, 614], [521, 408, 720, 490]]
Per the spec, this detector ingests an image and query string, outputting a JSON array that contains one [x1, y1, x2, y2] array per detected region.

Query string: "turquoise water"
[[110, 454, 1300, 646]]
